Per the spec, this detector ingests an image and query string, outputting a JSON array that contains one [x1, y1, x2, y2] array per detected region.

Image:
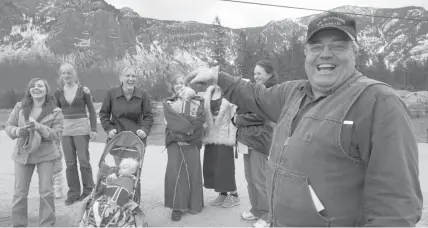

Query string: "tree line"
[[1, 17, 428, 109], [212, 18, 428, 91]]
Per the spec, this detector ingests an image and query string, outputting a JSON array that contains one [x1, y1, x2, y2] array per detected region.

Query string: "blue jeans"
[[62, 135, 94, 199], [12, 160, 55, 227], [244, 150, 269, 221]]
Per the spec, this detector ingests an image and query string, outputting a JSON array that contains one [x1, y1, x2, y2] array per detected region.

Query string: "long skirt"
[[203, 144, 237, 192], [164, 143, 204, 213]]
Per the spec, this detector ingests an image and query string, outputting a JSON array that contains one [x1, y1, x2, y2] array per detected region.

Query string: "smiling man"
[[187, 12, 423, 227]]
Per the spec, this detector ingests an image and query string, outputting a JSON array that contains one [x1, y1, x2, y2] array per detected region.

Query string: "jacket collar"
[[264, 75, 278, 88], [113, 86, 144, 99], [36, 103, 55, 122], [299, 71, 363, 99]]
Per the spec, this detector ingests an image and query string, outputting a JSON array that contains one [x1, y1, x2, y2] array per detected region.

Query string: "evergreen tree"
[[256, 34, 270, 60], [236, 30, 248, 77], [211, 16, 227, 69]]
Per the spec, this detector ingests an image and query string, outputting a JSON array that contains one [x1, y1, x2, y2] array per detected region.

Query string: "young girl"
[[202, 84, 239, 208], [163, 75, 205, 221], [54, 63, 98, 205]]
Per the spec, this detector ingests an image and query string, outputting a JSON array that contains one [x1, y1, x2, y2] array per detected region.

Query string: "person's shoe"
[[171, 210, 182, 221], [222, 195, 240, 208], [65, 197, 79, 206], [241, 211, 258, 221], [253, 219, 271, 228], [210, 194, 227, 206]]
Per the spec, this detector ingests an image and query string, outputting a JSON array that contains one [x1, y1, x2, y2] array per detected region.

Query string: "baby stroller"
[[79, 131, 148, 227]]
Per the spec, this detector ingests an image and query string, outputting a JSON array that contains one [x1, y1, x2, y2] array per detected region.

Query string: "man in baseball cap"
[[187, 11, 422, 227], [306, 11, 357, 42]]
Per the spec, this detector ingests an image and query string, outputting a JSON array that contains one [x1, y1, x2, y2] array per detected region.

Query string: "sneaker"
[[211, 194, 227, 206], [241, 211, 258, 221], [65, 197, 79, 206], [171, 210, 182, 221], [222, 195, 240, 208], [253, 219, 271, 228], [253, 219, 270, 228]]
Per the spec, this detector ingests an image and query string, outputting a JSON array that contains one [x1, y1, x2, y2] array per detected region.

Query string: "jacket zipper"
[[270, 136, 289, 223]]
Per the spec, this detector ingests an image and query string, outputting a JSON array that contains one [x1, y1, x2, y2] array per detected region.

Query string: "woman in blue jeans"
[[233, 60, 278, 228], [54, 63, 98, 206], [5, 78, 64, 227]]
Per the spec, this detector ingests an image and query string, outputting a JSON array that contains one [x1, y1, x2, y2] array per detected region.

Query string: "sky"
[[104, 0, 428, 28]]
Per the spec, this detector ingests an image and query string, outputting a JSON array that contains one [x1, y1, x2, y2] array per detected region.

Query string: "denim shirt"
[[219, 72, 422, 227]]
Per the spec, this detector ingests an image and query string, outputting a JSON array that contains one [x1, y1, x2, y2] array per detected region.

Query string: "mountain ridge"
[[0, 0, 428, 92]]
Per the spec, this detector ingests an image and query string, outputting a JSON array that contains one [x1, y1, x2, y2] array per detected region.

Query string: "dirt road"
[[0, 132, 427, 227]]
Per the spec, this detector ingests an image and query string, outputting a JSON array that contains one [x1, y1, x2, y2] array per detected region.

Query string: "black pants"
[[203, 144, 237, 192]]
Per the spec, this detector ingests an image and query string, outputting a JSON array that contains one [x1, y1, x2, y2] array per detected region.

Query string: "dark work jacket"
[[219, 71, 422, 227]]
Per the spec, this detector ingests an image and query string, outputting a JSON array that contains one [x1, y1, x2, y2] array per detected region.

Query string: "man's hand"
[[186, 66, 219, 86], [136, 129, 147, 139]]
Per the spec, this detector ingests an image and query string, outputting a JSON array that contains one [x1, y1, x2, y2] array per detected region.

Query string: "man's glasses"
[[307, 41, 351, 55]]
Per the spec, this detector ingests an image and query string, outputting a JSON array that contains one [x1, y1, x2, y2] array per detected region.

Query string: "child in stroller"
[[94, 158, 139, 208], [77, 131, 147, 227]]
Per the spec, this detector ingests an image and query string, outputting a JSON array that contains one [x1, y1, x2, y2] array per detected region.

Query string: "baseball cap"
[[306, 12, 357, 43]]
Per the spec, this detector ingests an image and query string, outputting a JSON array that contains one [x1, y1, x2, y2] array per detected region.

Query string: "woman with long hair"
[[5, 78, 64, 227], [54, 62, 98, 206], [235, 60, 278, 228], [163, 75, 205, 221]]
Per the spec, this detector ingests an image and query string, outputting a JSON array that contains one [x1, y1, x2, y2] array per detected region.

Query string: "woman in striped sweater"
[[54, 63, 98, 206]]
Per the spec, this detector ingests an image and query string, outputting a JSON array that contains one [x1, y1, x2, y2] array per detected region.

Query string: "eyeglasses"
[[307, 41, 351, 55]]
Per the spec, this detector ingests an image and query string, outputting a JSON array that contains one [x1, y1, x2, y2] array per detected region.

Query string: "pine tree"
[[236, 30, 248, 77], [211, 16, 227, 69], [256, 34, 269, 60], [280, 32, 306, 81]]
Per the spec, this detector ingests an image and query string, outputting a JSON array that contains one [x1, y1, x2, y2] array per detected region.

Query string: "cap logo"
[[317, 16, 346, 27]]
